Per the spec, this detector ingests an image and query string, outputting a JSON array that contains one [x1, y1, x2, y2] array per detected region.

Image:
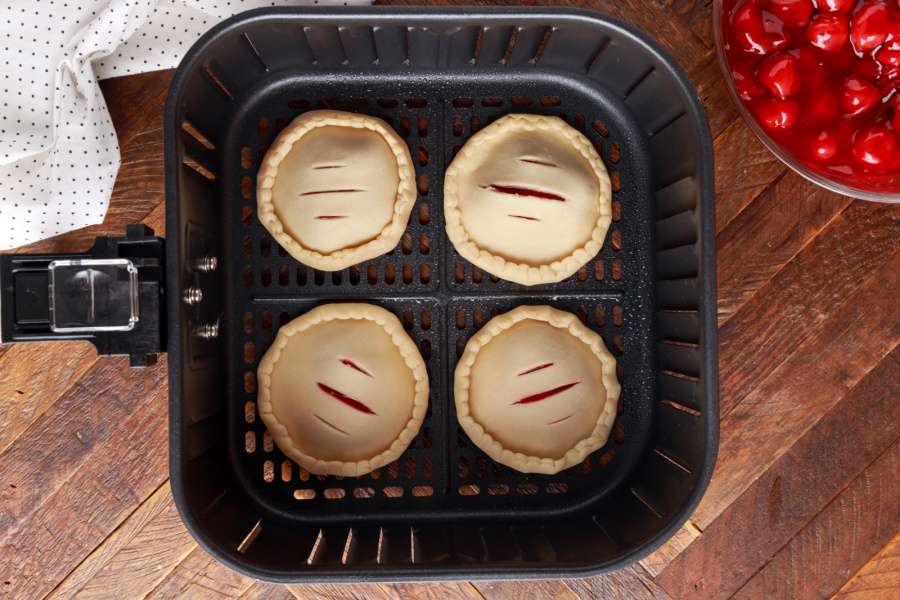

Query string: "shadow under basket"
[[166, 6, 718, 582]]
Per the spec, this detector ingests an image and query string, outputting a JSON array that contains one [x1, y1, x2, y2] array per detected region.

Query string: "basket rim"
[[165, 4, 719, 581]]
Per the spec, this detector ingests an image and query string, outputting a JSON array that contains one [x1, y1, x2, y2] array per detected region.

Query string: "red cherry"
[[733, 1, 788, 54], [886, 20, 900, 43], [889, 91, 900, 107], [852, 127, 897, 167], [876, 46, 900, 67], [892, 108, 900, 131], [817, 0, 854, 12], [855, 56, 882, 80], [841, 75, 881, 115], [732, 64, 767, 100], [766, 0, 814, 27], [851, 2, 891, 53], [806, 85, 840, 122], [756, 98, 800, 129], [807, 13, 850, 51], [810, 130, 838, 160], [757, 51, 801, 98], [882, 67, 900, 90]]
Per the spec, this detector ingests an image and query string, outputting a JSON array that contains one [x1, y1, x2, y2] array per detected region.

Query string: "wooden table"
[[1, 1, 898, 598]]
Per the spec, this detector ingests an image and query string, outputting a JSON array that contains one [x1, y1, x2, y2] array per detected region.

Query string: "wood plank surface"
[[657, 348, 900, 599], [731, 439, 900, 600], [832, 532, 900, 600], [0, 2, 898, 600]]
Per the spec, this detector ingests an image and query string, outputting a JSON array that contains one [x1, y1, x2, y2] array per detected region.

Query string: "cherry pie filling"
[[722, 0, 900, 191]]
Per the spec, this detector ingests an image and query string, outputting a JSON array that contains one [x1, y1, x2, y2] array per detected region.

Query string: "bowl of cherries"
[[716, 0, 900, 202]]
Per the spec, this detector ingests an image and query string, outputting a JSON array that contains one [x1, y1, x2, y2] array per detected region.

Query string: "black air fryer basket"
[[1, 6, 718, 581]]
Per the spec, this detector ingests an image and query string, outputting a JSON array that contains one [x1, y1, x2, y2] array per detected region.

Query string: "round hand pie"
[[257, 110, 416, 271], [444, 113, 612, 286], [257, 303, 428, 476], [454, 305, 620, 474]]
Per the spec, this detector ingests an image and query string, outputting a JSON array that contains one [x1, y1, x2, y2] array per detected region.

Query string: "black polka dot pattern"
[[0, 0, 363, 250]]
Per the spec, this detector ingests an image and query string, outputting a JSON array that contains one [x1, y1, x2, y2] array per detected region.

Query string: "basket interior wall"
[[168, 10, 714, 577]]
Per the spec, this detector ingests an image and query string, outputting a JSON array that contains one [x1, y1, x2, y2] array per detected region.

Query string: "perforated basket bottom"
[[220, 72, 658, 525]]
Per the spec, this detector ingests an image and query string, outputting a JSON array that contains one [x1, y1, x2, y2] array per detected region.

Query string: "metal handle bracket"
[[0, 225, 165, 366]]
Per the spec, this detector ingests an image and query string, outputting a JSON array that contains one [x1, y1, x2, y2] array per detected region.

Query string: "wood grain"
[[0, 359, 168, 543], [732, 439, 900, 600], [144, 545, 257, 599], [0, 362, 169, 600], [688, 51, 741, 139], [289, 583, 396, 600], [695, 249, 900, 529], [49, 483, 195, 599], [472, 580, 579, 600], [566, 565, 673, 600], [712, 118, 787, 233], [716, 171, 852, 324], [240, 581, 297, 600], [717, 201, 900, 417], [657, 347, 900, 599], [0, 343, 98, 454], [832, 532, 900, 600], [639, 521, 701, 578]]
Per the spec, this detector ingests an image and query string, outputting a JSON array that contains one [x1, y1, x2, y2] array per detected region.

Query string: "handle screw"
[[193, 256, 218, 272], [183, 287, 203, 305], [193, 322, 219, 340]]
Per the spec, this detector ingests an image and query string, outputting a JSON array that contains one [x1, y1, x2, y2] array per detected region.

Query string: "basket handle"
[[0, 224, 165, 367]]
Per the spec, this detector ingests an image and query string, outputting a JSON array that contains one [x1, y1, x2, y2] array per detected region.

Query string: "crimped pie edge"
[[257, 303, 429, 476], [454, 304, 620, 475], [257, 110, 417, 271], [443, 113, 612, 286]]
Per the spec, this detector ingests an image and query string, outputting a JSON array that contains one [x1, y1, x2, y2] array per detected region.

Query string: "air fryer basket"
[[165, 6, 717, 581]]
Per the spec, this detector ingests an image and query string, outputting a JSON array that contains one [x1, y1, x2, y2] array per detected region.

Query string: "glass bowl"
[[713, 0, 900, 203]]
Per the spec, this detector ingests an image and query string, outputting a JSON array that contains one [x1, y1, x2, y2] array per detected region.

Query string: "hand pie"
[[257, 110, 416, 271], [454, 305, 619, 474], [444, 113, 612, 285], [257, 303, 429, 476]]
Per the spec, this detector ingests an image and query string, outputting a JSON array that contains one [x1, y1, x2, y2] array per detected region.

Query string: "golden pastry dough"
[[454, 305, 619, 474], [257, 303, 428, 476], [257, 110, 416, 271], [444, 113, 612, 285]]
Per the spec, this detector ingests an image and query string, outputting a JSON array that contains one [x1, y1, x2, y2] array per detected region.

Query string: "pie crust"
[[257, 110, 416, 271], [257, 303, 429, 476], [444, 113, 612, 286], [454, 305, 620, 474]]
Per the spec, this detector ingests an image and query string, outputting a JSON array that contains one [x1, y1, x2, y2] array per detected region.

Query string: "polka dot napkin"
[[0, 0, 367, 251]]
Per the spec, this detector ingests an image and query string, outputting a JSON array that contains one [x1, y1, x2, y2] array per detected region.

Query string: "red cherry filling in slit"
[[517, 362, 554, 376], [481, 184, 566, 202], [512, 381, 580, 405], [315, 215, 347, 220], [301, 188, 364, 196], [340, 357, 373, 377], [317, 382, 376, 415]]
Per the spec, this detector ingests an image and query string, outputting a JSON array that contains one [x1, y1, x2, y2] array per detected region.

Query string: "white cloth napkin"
[[0, 0, 367, 251]]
